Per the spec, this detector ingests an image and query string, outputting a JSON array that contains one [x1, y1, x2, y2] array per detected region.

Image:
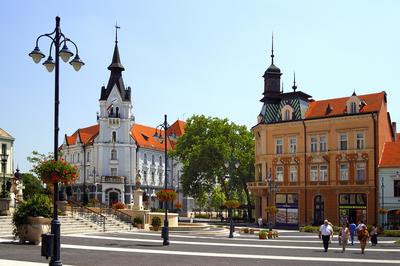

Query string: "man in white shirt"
[[319, 219, 333, 252]]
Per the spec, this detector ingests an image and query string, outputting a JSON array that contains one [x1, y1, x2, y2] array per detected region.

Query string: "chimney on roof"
[[392, 122, 397, 141]]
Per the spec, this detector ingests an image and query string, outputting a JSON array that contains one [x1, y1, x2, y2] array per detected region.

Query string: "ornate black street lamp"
[[1, 153, 8, 198], [223, 160, 240, 238], [154, 114, 177, 246], [29, 16, 84, 266]]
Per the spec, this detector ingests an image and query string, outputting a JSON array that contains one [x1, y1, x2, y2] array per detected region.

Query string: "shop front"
[[338, 193, 367, 224], [275, 193, 299, 228]]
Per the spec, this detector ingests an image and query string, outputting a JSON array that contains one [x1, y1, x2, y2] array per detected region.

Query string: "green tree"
[[210, 185, 226, 212], [21, 173, 45, 200], [173, 115, 255, 219]]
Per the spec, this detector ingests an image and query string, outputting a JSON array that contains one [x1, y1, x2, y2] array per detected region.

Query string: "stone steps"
[[0, 216, 13, 237]]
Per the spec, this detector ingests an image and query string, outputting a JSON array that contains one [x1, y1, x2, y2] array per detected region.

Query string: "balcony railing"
[[103, 176, 124, 183], [247, 181, 268, 188]]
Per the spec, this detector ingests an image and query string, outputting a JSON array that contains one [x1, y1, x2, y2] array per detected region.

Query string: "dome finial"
[[292, 72, 298, 92]]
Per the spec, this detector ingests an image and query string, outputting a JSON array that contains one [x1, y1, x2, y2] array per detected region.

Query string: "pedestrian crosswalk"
[[0, 230, 399, 265]]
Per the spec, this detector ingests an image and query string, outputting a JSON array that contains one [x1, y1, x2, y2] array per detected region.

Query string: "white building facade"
[[61, 37, 191, 211], [0, 128, 14, 194]]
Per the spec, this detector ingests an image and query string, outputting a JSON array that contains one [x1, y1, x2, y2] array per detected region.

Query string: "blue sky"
[[1, 1, 399, 172]]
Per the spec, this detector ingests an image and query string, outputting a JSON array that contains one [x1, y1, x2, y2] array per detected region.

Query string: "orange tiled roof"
[[65, 124, 99, 146], [131, 121, 185, 151], [65, 120, 185, 150], [305, 92, 385, 119], [380, 141, 400, 168]]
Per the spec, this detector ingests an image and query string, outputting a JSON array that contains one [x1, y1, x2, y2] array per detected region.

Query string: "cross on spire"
[[115, 22, 121, 44]]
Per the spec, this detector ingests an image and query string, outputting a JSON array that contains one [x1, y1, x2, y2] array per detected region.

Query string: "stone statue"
[[135, 171, 142, 190]]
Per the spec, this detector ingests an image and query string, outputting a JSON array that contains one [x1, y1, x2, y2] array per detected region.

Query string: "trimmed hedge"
[[383, 230, 400, 237], [299, 225, 339, 233]]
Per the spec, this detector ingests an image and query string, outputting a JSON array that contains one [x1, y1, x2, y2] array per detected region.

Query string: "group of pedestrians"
[[318, 219, 378, 254]]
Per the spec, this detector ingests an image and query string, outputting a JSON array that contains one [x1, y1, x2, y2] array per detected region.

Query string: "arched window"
[[87, 151, 91, 162], [111, 149, 117, 160], [152, 155, 155, 165], [112, 131, 117, 143], [159, 156, 163, 165], [281, 105, 294, 121], [77, 153, 80, 163], [116, 107, 120, 118], [144, 154, 147, 164]]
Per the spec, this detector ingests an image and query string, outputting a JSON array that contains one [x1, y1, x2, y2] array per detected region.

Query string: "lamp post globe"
[[29, 16, 83, 266]]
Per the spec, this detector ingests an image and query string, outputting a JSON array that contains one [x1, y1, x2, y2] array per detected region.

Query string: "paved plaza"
[[0, 229, 399, 266]]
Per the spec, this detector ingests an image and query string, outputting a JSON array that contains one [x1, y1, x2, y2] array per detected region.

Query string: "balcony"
[[103, 176, 124, 183], [247, 181, 268, 189]]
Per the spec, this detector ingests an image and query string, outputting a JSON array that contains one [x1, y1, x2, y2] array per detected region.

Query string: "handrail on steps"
[[68, 200, 107, 232]]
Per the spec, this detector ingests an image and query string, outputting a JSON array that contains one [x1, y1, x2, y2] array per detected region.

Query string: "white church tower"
[[95, 28, 136, 205]]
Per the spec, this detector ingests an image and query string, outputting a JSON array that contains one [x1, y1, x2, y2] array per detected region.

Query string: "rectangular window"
[[276, 166, 284, 182], [276, 139, 283, 155], [319, 136, 327, 152], [310, 165, 318, 181], [319, 164, 328, 181], [289, 137, 297, 154], [290, 165, 297, 182], [356, 162, 366, 181], [340, 133, 348, 151], [394, 180, 400, 197], [1, 144, 6, 155], [110, 168, 117, 176], [310, 136, 318, 152], [340, 163, 349, 180], [356, 132, 365, 150], [143, 171, 147, 183]]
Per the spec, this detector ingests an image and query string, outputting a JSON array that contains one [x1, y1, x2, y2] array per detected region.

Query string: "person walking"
[[349, 221, 356, 245], [319, 219, 333, 252], [370, 223, 378, 246], [359, 225, 370, 254], [339, 222, 350, 252]]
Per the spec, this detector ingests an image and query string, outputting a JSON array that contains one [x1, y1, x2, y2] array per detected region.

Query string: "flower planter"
[[0, 198, 11, 216], [17, 216, 51, 245], [259, 235, 266, 239], [152, 225, 160, 231]]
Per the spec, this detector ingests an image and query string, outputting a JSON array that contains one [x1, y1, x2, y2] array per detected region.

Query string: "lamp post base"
[[49, 218, 62, 266], [162, 225, 169, 246]]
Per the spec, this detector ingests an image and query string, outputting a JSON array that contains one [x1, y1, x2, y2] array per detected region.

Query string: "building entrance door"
[[314, 195, 324, 225], [109, 191, 119, 207]]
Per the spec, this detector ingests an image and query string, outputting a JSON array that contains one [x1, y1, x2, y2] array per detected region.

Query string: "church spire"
[[100, 24, 131, 102]]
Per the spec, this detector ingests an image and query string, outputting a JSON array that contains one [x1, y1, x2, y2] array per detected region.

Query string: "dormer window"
[[346, 93, 361, 114], [281, 105, 294, 121]]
